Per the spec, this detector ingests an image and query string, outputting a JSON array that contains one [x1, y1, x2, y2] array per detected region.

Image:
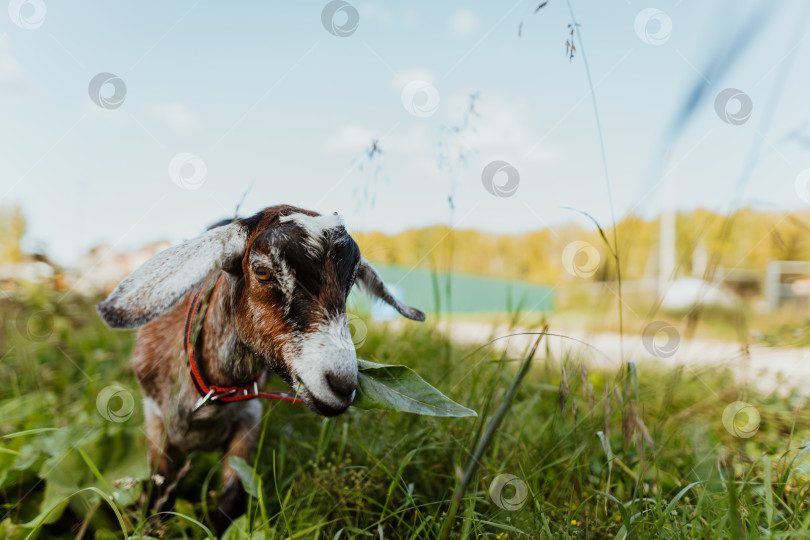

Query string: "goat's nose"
[[325, 371, 356, 399]]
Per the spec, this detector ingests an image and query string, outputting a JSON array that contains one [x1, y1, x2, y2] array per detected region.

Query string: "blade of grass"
[[726, 460, 743, 540], [437, 328, 546, 539], [159, 510, 216, 539], [1, 428, 60, 440], [764, 455, 774, 529], [24, 487, 129, 540], [273, 450, 292, 537]]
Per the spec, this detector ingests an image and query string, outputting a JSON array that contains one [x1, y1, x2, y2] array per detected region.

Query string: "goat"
[[97, 205, 425, 533]]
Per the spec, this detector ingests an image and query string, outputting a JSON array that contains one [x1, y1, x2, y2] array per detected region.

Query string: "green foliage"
[[353, 359, 477, 417], [2, 289, 810, 538], [353, 206, 810, 284]]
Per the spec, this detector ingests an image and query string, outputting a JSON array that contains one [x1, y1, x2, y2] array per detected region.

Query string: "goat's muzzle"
[[287, 316, 358, 417]]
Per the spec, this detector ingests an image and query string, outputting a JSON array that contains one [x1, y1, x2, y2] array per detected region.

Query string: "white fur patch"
[[279, 212, 345, 255], [143, 397, 163, 420], [270, 248, 296, 297], [279, 212, 344, 235], [290, 315, 357, 408]]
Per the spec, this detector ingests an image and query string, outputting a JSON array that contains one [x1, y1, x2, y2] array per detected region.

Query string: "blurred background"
[[4, 0, 810, 368]]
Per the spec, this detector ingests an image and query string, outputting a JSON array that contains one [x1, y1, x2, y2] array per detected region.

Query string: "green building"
[[350, 265, 554, 319]]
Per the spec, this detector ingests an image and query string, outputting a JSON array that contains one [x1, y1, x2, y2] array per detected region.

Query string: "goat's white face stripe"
[[279, 212, 345, 256], [291, 315, 357, 408], [279, 212, 344, 235], [271, 248, 296, 312]]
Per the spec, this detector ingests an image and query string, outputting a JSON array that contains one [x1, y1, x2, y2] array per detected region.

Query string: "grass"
[[2, 288, 810, 538]]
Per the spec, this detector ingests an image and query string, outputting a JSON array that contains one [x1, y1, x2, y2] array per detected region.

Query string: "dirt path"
[[434, 321, 810, 395]]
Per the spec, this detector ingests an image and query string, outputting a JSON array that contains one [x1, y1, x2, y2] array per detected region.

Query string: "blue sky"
[[1, 0, 810, 264]]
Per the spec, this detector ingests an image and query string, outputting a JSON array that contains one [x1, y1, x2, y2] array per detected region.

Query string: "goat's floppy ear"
[[97, 222, 247, 329], [357, 258, 426, 322]]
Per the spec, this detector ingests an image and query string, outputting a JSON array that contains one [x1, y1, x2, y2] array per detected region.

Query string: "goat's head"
[[97, 205, 425, 416]]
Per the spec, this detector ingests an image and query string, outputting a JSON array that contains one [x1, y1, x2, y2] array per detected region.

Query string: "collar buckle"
[[193, 389, 215, 412]]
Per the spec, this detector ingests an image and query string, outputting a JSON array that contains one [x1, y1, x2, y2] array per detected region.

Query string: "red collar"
[[185, 273, 304, 412]]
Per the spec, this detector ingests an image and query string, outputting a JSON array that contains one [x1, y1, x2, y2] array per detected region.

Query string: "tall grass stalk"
[[564, 0, 624, 361], [437, 329, 546, 539]]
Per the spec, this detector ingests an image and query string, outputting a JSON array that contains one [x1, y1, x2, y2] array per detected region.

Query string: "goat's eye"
[[253, 267, 272, 282]]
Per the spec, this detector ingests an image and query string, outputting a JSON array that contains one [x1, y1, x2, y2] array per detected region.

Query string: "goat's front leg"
[[143, 399, 179, 516], [213, 400, 262, 534]]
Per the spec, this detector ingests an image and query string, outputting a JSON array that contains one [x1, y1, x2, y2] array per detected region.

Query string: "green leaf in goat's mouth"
[[352, 359, 477, 417]]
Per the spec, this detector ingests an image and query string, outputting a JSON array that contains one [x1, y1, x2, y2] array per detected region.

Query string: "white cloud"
[[327, 95, 559, 169], [327, 124, 377, 151], [148, 103, 201, 134], [0, 42, 24, 92], [450, 9, 479, 37], [445, 93, 560, 165]]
